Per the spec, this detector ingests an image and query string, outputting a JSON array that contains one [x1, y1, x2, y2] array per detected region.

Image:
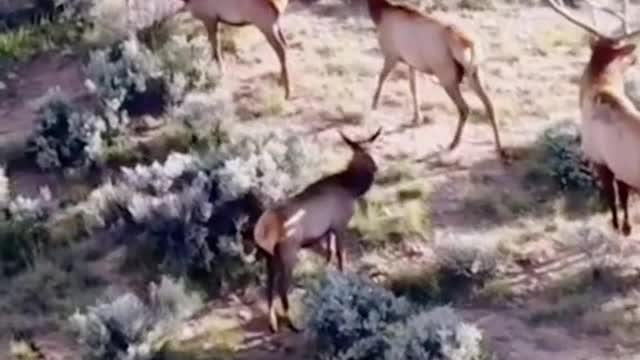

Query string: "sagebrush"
[[526, 121, 596, 193], [305, 272, 488, 360], [83, 126, 318, 292], [70, 276, 202, 360], [26, 88, 104, 171]]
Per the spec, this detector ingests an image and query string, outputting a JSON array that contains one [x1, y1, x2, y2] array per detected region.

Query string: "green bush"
[[305, 272, 488, 360], [0, 182, 55, 277], [526, 121, 596, 193], [82, 126, 317, 292], [0, 257, 104, 336], [85, 33, 219, 121], [0, 218, 48, 277], [26, 88, 105, 171], [70, 276, 202, 360]]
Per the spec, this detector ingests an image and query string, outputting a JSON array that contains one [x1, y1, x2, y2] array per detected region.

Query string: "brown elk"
[[179, 0, 291, 99], [366, 0, 505, 158], [545, 0, 640, 235], [253, 127, 381, 333]]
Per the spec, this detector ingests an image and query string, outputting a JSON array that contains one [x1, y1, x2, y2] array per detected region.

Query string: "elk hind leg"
[[277, 243, 300, 332], [443, 84, 470, 151], [266, 255, 280, 333], [467, 69, 505, 158]]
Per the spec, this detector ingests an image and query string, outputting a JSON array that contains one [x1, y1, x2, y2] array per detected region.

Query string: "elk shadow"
[[427, 139, 604, 232]]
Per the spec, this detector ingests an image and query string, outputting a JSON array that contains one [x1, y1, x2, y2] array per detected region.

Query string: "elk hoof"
[[285, 317, 301, 333], [269, 307, 279, 333], [497, 148, 512, 164], [612, 218, 619, 231], [447, 140, 460, 151], [622, 223, 631, 236]]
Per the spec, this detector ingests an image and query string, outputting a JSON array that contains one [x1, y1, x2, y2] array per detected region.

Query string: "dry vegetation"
[[3, 0, 640, 359]]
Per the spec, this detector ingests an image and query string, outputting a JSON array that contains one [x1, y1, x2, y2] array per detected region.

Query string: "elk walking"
[[366, 0, 505, 158], [179, 0, 291, 99], [545, 0, 640, 235], [253, 128, 381, 332]]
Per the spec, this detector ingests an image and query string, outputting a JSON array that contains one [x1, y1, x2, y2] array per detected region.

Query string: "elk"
[[178, 0, 291, 99], [366, 0, 505, 158], [253, 127, 381, 333], [545, 0, 640, 235]]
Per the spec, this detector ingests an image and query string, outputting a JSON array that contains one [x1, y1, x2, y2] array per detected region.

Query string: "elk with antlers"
[[545, 0, 640, 235], [253, 128, 381, 332], [366, 0, 505, 158], [179, 0, 291, 99]]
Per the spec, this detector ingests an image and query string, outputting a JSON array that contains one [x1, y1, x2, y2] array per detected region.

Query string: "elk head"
[[338, 127, 382, 196]]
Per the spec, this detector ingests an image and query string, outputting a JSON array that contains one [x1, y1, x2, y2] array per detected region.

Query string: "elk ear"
[[588, 35, 600, 50], [364, 127, 382, 143], [617, 43, 637, 57], [339, 131, 359, 149]]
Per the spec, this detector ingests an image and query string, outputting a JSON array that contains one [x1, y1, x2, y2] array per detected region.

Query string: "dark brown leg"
[[617, 180, 631, 236], [266, 255, 279, 333], [278, 243, 300, 332], [335, 229, 346, 272], [596, 164, 618, 231], [325, 231, 335, 264]]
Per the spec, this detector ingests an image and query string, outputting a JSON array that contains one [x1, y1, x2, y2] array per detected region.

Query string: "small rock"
[[238, 309, 252, 322], [179, 325, 195, 340], [0, 81, 6, 91]]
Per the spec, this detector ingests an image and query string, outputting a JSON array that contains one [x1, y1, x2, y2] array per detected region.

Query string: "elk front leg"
[[262, 23, 290, 99], [372, 57, 398, 110], [334, 229, 347, 272], [596, 164, 618, 231], [205, 20, 224, 73], [408, 67, 422, 123], [617, 179, 631, 236], [325, 231, 336, 265]]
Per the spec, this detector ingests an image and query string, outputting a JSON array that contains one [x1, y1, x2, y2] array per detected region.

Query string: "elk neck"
[[367, 0, 389, 25], [336, 150, 377, 197], [585, 45, 629, 90]]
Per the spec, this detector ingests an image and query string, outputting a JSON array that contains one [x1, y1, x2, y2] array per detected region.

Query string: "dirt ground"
[[3, 0, 640, 359]]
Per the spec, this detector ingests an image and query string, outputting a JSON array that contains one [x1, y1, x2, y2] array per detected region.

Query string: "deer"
[[253, 127, 381, 333], [544, 0, 640, 235], [366, 0, 505, 159], [178, 0, 291, 99]]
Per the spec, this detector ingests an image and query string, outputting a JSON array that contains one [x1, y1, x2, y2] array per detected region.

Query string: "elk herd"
[[170, 0, 640, 332]]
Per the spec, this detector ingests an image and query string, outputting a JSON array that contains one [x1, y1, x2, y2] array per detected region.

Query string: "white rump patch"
[[284, 209, 306, 238], [284, 209, 306, 227]]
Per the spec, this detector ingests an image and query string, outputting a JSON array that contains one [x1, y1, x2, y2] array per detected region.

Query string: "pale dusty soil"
[[3, 1, 640, 359]]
